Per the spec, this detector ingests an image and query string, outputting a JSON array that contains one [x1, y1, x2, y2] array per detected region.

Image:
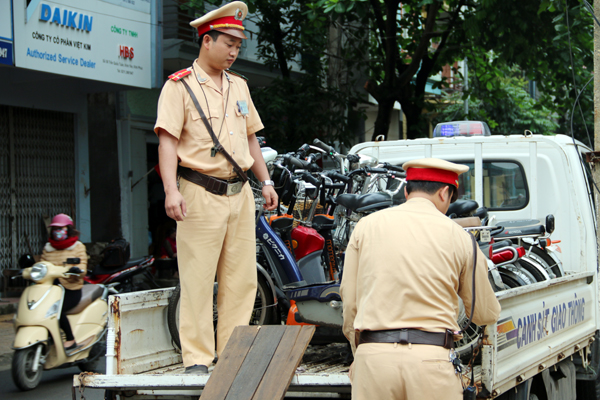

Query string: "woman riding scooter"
[[40, 213, 88, 352]]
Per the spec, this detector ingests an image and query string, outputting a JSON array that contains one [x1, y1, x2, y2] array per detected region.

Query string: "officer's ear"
[[438, 185, 451, 204]]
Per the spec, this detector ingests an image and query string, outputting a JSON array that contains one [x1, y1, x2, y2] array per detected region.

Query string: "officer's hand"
[[165, 190, 187, 221], [262, 185, 278, 211]]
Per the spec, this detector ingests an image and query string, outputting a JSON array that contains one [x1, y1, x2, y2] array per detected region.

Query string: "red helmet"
[[49, 213, 73, 227]]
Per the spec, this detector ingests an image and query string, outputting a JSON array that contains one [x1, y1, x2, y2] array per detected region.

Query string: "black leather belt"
[[359, 329, 454, 349], [178, 166, 245, 196]]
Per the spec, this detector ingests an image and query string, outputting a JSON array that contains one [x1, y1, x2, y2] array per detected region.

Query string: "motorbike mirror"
[[18, 253, 35, 269], [545, 214, 555, 234], [66, 257, 81, 265]]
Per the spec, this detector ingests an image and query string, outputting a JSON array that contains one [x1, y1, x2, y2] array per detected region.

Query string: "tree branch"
[[398, 1, 441, 87]]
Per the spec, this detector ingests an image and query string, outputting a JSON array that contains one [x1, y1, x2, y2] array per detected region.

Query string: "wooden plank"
[[200, 326, 260, 400], [223, 325, 287, 400], [251, 325, 315, 400]]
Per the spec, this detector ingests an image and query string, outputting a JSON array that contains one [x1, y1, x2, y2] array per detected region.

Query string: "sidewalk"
[[0, 298, 18, 371]]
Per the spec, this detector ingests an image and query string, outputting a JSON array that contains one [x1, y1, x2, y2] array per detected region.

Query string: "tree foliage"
[[316, 0, 593, 142], [181, 0, 365, 151]]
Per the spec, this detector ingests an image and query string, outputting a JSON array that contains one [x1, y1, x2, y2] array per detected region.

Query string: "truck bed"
[[76, 269, 598, 399]]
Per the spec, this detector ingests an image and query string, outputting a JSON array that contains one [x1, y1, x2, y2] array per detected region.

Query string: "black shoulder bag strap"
[[179, 79, 248, 183], [461, 233, 478, 333]]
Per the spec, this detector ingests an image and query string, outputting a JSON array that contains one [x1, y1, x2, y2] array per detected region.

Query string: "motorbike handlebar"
[[312, 139, 335, 154], [325, 171, 350, 183], [365, 167, 389, 174], [381, 163, 406, 175], [301, 171, 320, 186]]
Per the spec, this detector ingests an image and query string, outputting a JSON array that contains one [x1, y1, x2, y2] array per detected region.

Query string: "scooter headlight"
[[30, 263, 48, 282], [45, 300, 61, 319]]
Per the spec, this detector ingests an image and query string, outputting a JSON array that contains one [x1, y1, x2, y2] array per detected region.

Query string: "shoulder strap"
[[168, 68, 192, 82], [179, 79, 248, 183], [460, 233, 478, 333]]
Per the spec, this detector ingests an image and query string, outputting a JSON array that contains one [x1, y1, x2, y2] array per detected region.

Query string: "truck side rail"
[[106, 288, 181, 375], [482, 271, 596, 397]]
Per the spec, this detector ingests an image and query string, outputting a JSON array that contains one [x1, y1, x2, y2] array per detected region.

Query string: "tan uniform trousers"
[[177, 178, 257, 367], [351, 343, 463, 400]]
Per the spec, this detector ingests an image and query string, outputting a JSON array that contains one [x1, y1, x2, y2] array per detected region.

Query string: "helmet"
[[49, 213, 73, 227]]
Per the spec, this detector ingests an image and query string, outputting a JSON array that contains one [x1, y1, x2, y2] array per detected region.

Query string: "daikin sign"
[[13, 0, 152, 88]]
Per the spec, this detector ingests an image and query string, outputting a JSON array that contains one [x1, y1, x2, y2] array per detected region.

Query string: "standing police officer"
[[154, 1, 277, 374], [340, 158, 501, 399]]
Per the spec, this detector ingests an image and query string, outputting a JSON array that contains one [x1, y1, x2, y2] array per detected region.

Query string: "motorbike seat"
[[493, 220, 545, 239], [446, 199, 479, 217], [66, 284, 103, 315], [336, 192, 392, 213], [123, 257, 147, 269], [89, 256, 148, 275]]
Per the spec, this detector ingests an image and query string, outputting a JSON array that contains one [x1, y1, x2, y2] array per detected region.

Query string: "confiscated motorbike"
[[12, 257, 112, 391]]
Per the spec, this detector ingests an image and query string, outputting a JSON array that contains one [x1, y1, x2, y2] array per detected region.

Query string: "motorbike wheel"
[[522, 243, 563, 278], [78, 336, 107, 373], [12, 346, 43, 391], [167, 274, 277, 351]]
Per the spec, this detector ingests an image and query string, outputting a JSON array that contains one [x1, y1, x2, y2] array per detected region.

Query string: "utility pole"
[[463, 58, 469, 119], [594, 0, 600, 265]]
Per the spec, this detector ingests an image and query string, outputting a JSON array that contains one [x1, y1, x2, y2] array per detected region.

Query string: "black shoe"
[[185, 364, 209, 374], [64, 342, 78, 351]]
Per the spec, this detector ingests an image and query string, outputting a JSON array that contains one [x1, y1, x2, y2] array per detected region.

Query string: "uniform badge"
[[237, 100, 249, 116], [235, 8, 244, 21]]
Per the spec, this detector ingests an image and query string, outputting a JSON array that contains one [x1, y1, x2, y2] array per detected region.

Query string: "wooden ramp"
[[200, 325, 315, 400]]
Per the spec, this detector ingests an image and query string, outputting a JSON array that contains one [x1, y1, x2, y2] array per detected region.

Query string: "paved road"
[[0, 367, 105, 400]]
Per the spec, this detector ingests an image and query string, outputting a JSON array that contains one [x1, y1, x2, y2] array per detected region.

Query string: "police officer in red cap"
[[340, 158, 501, 399], [154, 1, 277, 374]]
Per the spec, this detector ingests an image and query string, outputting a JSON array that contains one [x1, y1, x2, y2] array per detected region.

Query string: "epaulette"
[[168, 67, 192, 82], [226, 69, 248, 82]]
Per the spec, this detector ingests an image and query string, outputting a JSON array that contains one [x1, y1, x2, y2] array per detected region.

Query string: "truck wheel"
[[167, 274, 277, 351], [11, 346, 43, 391], [576, 379, 598, 400]]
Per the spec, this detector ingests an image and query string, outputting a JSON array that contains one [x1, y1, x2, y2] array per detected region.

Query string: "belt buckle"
[[226, 181, 243, 196], [398, 329, 409, 345]]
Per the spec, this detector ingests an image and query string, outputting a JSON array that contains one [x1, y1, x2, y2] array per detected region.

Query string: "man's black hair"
[[406, 180, 456, 200], [198, 30, 223, 48]]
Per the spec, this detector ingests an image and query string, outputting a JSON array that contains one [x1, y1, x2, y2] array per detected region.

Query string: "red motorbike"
[[84, 255, 158, 293]]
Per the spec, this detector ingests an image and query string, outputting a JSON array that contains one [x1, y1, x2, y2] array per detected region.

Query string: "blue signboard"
[[0, 41, 13, 65]]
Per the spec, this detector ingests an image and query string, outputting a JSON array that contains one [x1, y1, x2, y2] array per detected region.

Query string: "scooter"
[[11, 256, 111, 391]]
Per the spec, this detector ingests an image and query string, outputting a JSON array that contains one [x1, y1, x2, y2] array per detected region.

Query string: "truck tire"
[[168, 274, 277, 350], [576, 379, 599, 400], [11, 346, 43, 391]]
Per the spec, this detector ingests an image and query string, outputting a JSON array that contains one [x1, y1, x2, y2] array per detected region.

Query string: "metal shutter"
[[0, 105, 75, 273]]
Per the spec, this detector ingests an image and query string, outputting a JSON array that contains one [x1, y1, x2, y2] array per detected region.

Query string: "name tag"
[[237, 100, 249, 116]]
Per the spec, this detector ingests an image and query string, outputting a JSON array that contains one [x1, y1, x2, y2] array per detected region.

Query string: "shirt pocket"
[[190, 108, 221, 142], [234, 108, 247, 136]]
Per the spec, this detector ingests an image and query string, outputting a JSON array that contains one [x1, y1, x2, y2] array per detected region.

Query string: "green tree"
[[317, 0, 593, 142], [182, 0, 365, 151], [432, 64, 561, 135]]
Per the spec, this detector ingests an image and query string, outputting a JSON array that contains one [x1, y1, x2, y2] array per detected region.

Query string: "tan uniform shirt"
[[154, 61, 264, 179], [341, 197, 501, 352], [41, 241, 88, 290]]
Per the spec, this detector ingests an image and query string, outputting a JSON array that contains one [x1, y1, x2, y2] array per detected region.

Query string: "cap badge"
[[235, 8, 244, 20]]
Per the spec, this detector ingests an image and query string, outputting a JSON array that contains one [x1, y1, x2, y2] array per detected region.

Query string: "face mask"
[[52, 227, 68, 241]]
